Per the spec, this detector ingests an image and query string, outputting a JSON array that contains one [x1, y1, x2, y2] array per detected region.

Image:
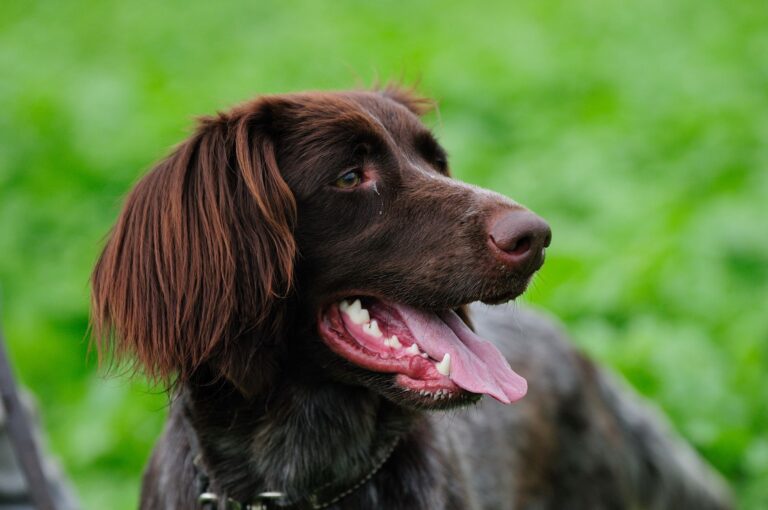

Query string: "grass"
[[1, 1, 766, 508]]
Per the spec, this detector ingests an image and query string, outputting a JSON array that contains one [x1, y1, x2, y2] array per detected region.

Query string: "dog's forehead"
[[268, 90, 443, 196], [280, 91, 427, 142], [347, 92, 426, 133]]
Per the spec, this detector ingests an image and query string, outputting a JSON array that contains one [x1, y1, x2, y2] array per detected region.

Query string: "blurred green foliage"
[[1, 0, 766, 508]]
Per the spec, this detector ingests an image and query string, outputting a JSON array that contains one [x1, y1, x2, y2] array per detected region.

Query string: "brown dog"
[[91, 88, 732, 509]]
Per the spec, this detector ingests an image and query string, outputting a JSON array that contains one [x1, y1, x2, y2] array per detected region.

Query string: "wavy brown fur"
[[91, 101, 296, 388]]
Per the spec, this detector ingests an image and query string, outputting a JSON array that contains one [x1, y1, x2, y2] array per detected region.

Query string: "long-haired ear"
[[91, 102, 296, 393]]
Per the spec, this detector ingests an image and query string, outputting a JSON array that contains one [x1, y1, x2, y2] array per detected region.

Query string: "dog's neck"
[[181, 370, 419, 504]]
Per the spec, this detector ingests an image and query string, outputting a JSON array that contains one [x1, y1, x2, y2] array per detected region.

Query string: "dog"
[[91, 88, 732, 509]]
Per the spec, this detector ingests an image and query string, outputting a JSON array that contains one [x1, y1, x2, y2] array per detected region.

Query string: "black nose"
[[488, 209, 552, 269]]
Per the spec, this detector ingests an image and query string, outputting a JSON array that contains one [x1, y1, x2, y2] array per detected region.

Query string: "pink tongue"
[[396, 304, 527, 404]]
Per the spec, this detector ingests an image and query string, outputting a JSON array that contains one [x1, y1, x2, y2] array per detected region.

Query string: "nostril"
[[489, 209, 552, 265], [507, 235, 532, 257]]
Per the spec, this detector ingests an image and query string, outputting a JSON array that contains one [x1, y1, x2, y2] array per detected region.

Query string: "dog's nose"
[[489, 209, 552, 269]]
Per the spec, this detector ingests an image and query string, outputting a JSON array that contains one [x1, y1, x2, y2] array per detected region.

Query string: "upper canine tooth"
[[435, 353, 451, 376], [363, 319, 383, 338], [405, 343, 420, 355]]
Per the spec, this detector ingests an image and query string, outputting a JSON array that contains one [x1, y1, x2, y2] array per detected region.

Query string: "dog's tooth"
[[363, 319, 383, 338], [344, 299, 370, 325], [387, 335, 402, 349], [339, 300, 350, 312], [404, 343, 420, 355], [421, 353, 429, 358], [435, 353, 451, 376]]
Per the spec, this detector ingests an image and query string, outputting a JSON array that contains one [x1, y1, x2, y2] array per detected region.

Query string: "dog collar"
[[194, 436, 400, 510]]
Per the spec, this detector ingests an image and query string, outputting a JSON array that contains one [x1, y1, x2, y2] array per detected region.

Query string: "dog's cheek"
[[215, 339, 280, 399]]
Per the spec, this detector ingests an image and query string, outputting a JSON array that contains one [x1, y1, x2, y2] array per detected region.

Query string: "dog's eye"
[[334, 170, 363, 189]]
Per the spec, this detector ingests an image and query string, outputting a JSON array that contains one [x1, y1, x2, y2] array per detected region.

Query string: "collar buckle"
[[252, 492, 289, 510]]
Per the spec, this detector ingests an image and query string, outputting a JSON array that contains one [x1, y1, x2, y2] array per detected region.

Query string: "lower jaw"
[[395, 373, 461, 394], [327, 339, 475, 406], [391, 375, 482, 409], [395, 374, 478, 402], [480, 278, 534, 305]]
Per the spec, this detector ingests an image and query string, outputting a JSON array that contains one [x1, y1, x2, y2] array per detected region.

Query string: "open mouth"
[[318, 297, 527, 405]]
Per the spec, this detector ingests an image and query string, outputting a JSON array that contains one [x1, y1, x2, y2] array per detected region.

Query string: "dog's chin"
[[479, 276, 536, 305], [378, 377, 483, 411], [317, 294, 530, 410]]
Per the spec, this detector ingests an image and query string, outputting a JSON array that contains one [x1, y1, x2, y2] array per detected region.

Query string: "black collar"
[[189, 423, 400, 510]]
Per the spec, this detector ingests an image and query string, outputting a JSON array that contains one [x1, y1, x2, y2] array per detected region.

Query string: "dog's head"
[[91, 88, 550, 409]]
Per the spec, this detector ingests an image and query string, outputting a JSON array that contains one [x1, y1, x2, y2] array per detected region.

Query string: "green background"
[[1, 1, 766, 508]]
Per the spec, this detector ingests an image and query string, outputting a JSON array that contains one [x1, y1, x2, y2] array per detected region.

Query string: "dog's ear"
[[91, 100, 296, 395]]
